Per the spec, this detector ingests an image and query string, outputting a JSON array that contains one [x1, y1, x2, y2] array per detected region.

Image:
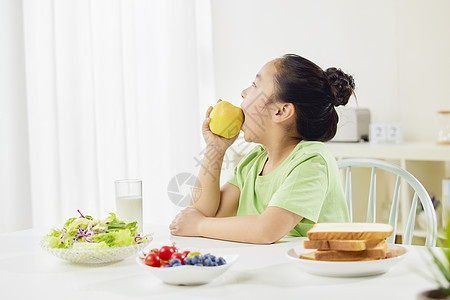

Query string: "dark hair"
[[273, 54, 355, 142]]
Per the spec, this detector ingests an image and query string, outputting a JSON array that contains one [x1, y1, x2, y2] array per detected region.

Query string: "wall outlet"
[[369, 124, 387, 144], [370, 123, 403, 144], [386, 124, 403, 144]]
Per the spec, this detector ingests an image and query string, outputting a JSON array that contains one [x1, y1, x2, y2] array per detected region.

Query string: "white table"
[[0, 224, 440, 300]]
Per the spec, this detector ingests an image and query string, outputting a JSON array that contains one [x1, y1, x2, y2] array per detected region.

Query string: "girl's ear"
[[272, 102, 295, 123]]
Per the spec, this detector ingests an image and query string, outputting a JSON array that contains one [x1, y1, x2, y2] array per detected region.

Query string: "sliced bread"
[[299, 240, 388, 261], [302, 238, 385, 251], [307, 223, 394, 241]]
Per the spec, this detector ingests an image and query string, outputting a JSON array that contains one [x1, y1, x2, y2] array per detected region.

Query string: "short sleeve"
[[268, 155, 328, 223], [228, 165, 241, 189]]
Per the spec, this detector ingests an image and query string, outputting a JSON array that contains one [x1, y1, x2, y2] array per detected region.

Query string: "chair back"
[[337, 158, 437, 246]]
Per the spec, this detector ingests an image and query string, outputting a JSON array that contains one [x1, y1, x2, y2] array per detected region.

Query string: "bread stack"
[[300, 223, 397, 261]]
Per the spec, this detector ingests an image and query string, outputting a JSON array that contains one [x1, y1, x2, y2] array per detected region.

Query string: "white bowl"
[[136, 254, 239, 285], [286, 244, 407, 277], [40, 237, 152, 264]]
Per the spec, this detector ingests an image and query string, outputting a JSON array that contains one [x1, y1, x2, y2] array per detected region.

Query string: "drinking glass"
[[437, 111, 450, 145], [115, 179, 143, 232]]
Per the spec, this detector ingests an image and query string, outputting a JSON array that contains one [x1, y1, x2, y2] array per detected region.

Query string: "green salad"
[[43, 210, 150, 249]]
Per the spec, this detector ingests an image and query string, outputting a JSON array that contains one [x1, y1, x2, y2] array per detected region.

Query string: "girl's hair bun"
[[325, 67, 355, 107]]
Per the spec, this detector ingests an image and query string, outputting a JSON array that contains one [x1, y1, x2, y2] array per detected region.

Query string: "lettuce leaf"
[[92, 229, 135, 247], [43, 211, 146, 249]]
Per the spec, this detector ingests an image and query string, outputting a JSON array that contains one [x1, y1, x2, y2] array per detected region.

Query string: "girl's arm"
[[170, 206, 303, 244], [216, 183, 240, 217], [191, 145, 225, 217], [191, 105, 240, 217], [192, 148, 241, 217]]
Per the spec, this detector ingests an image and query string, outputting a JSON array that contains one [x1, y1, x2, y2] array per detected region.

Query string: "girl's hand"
[[169, 207, 205, 237], [202, 103, 239, 154]]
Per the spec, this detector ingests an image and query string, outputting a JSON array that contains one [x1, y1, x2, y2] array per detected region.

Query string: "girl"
[[169, 54, 354, 244]]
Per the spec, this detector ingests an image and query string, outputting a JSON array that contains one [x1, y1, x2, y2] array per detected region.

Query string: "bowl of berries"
[[136, 244, 239, 285]]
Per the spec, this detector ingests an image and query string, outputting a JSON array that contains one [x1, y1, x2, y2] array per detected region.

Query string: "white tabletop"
[[0, 224, 440, 300]]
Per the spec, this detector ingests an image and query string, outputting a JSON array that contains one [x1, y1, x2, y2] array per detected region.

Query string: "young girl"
[[169, 54, 354, 244]]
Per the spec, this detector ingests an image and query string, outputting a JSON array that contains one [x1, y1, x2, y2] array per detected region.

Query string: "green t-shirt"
[[228, 140, 349, 237]]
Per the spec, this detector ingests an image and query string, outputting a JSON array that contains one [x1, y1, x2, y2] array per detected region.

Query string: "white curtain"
[[0, 0, 215, 232]]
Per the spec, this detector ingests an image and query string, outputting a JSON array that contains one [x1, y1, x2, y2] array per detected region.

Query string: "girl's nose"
[[241, 88, 247, 99]]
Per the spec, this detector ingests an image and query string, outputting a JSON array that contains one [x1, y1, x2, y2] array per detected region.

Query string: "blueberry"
[[194, 263, 203, 266], [169, 258, 181, 266], [204, 254, 211, 259], [217, 257, 226, 265], [191, 255, 203, 265], [184, 257, 192, 265], [209, 255, 216, 262], [164, 264, 172, 268], [203, 258, 212, 266]]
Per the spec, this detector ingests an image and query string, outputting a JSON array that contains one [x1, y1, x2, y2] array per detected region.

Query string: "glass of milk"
[[115, 179, 143, 233]]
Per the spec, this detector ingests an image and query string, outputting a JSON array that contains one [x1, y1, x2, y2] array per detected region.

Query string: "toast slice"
[[302, 238, 385, 251], [307, 223, 394, 241], [299, 240, 388, 261], [299, 251, 383, 261], [385, 248, 398, 259]]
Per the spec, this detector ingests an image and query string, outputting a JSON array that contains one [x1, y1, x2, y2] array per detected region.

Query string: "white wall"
[[210, 0, 450, 142]]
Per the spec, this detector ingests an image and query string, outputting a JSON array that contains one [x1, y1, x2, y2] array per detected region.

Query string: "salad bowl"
[[41, 210, 153, 264], [41, 237, 152, 264]]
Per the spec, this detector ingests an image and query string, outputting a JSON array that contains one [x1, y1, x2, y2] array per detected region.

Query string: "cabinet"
[[326, 142, 450, 240]]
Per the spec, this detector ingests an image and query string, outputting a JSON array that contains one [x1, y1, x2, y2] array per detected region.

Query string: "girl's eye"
[[252, 82, 257, 87]]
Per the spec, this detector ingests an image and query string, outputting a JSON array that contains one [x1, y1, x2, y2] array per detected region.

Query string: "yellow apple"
[[209, 101, 244, 139]]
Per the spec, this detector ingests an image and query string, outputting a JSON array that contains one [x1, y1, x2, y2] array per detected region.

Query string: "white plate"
[[286, 244, 407, 277], [136, 254, 239, 285], [40, 237, 152, 264]]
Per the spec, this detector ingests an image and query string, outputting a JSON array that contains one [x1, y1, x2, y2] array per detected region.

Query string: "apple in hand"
[[209, 101, 244, 139]]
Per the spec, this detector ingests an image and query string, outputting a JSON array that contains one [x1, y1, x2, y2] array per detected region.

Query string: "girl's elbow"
[[255, 225, 284, 244], [259, 236, 279, 245]]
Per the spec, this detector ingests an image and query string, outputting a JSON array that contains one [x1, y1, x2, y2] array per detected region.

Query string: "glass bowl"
[[40, 237, 152, 264]]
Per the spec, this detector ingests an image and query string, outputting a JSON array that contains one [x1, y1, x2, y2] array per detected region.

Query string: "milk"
[[115, 196, 143, 233]]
